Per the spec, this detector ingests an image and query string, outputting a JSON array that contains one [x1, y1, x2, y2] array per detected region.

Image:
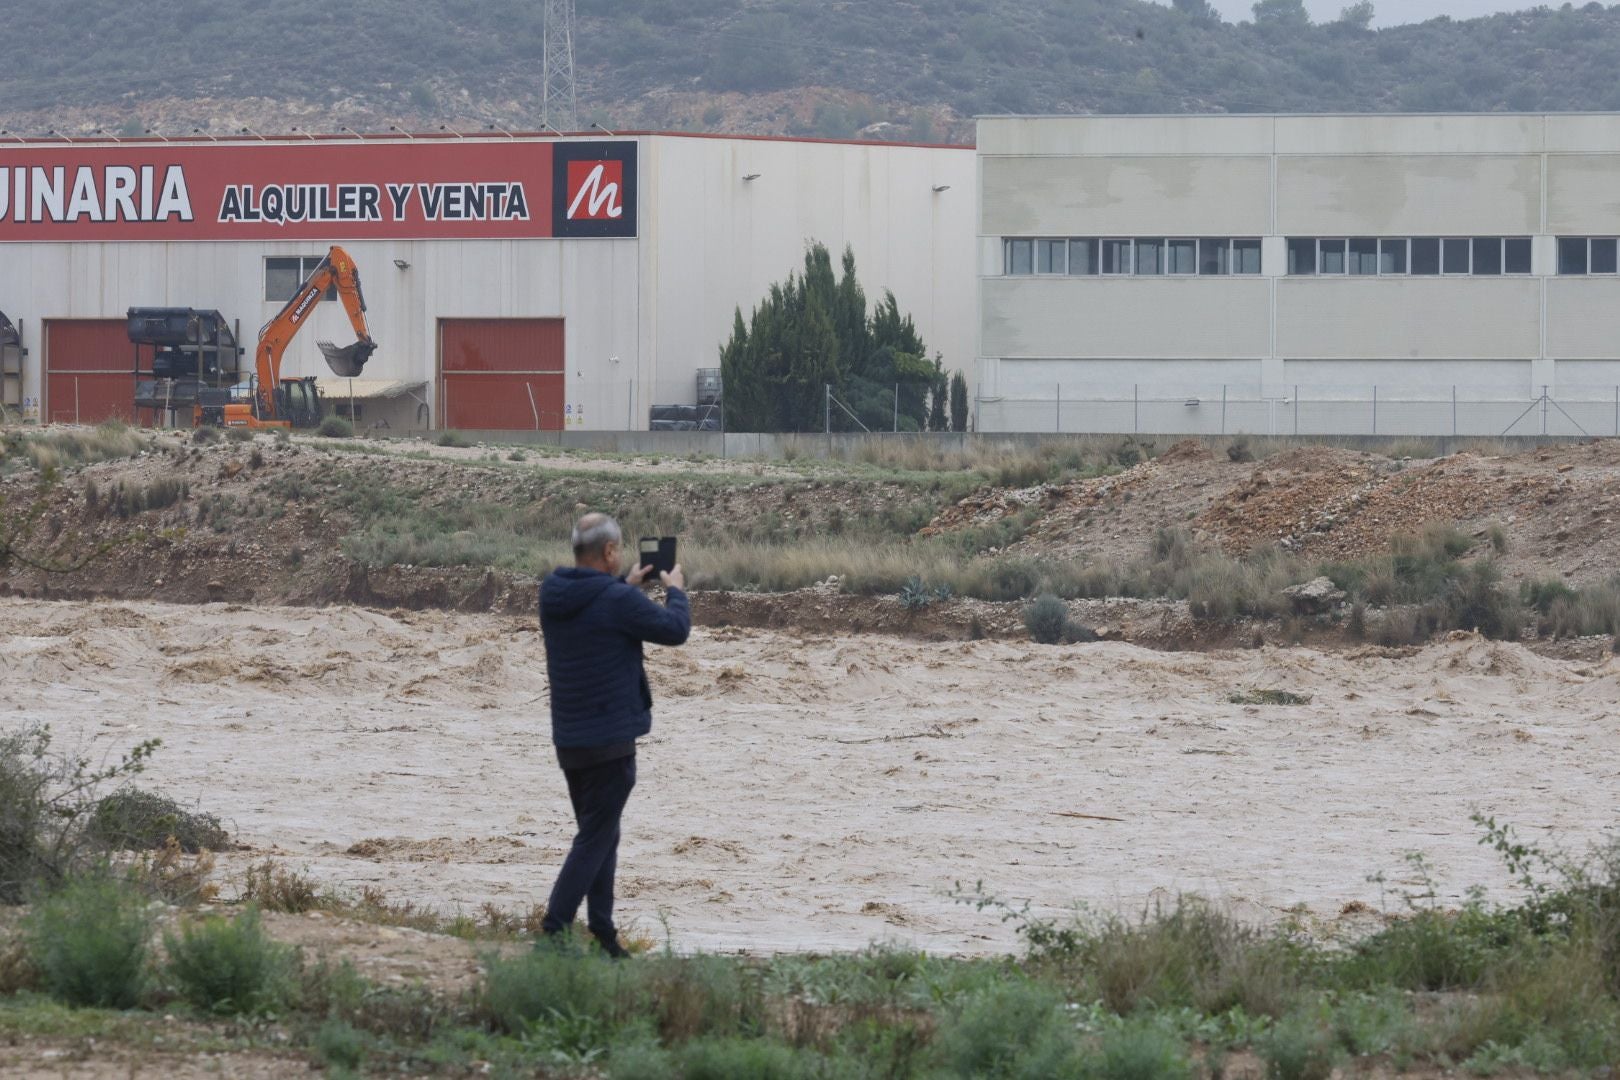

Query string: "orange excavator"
[[223, 245, 378, 428]]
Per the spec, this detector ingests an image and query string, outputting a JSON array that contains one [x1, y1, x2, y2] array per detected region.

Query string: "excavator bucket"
[[318, 339, 376, 378]]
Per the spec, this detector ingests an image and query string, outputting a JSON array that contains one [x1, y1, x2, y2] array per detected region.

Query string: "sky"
[[1181, 0, 1535, 26]]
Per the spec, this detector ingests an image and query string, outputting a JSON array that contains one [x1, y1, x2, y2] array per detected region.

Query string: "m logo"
[[566, 160, 624, 221], [553, 142, 636, 238]]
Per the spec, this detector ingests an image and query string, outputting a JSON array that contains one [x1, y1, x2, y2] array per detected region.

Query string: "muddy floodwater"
[[6, 597, 1617, 954]]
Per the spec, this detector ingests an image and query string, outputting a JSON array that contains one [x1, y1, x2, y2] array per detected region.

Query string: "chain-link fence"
[[974, 384, 1620, 438]]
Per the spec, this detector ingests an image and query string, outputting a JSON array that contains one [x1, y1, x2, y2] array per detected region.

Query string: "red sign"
[[565, 159, 626, 222], [0, 139, 636, 243]]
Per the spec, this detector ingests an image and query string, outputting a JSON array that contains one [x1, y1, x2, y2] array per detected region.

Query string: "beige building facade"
[[977, 114, 1620, 435]]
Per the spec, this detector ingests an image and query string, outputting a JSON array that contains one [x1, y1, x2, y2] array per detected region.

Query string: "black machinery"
[[0, 312, 22, 418], [127, 308, 244, 427]]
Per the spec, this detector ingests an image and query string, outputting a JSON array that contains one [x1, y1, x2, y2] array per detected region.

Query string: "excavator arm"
[[252, 245, 377, 420]]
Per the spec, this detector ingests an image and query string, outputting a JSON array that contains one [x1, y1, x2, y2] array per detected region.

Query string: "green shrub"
[[479, 941, 628, 1036], [679, 1036, 834, 1080], [225, 427, 253, 443], [1336, 903, 1518, 992], [164, 906, 292, 1015], [1025, 594, 1072, 645], [313, 1018, 368, 1071], [26, 876, 151, 1008], [1090, 1021, 1193, 1080], [1226, 436, 1254, 463], [316, 415, 354, 438], [1330, 991, 1415, 1057], [1258, 1012, 1340, 1080], [931, 980, 1081, 1079], [241, 860, 323, 913], [638, 953, 762, 1042], [192, 425, 222, 445], [87, 787, 229, 853], [435, 429, 472, 448]]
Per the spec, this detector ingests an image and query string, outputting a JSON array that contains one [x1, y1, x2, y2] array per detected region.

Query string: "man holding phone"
[[537, 513, 688, 956]]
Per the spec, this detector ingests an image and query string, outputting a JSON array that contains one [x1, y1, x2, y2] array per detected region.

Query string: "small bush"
[[1226, 436, 1254, 463], [192, 425, 222, 445], [87, 787, 229, 853], [1092, 1021, 1194, 1080], [898, 576, 950, 612], [1346, 601, 1366, 640], [164, 906, 292, 1014], [435, 429, 471, 448], [317, 415, 354, 438], [639, 953, 762, 1043], [1258, 1012, 1341, 1080], [26, 876, 152, 1008], [679, 1036, 830, 1080], [1486, 522, 1509, 553], [479, 941, 627, 1036], [241, 860, 323, 913], [1025, 594, 1072, 645], [225, 427, 253, 443], [248, 447, 265, 469], [931, 980, 1081, 1078], [313, 1018, 368, 1071], [1228, 690, 1312, 706]]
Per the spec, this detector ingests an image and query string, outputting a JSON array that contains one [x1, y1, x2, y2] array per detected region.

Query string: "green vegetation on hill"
[[4, 0, 1620, 138]]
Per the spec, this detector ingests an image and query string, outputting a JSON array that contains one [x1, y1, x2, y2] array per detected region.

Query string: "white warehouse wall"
[[0, 133, 977, 431], [977, 113, 1620, 435]]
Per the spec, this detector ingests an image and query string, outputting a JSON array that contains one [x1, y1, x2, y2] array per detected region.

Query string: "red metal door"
[[44, 319, 133, 425], [439, 318, 565, 431]]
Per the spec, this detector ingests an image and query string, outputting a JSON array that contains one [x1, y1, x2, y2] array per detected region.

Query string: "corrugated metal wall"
[[43, 319, 131, 425]]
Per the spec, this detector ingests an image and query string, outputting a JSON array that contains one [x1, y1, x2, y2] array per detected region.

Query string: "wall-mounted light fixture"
[[932, 184, 952, 193], [393, 259, 411, 270], [743, 173, 762, 182]]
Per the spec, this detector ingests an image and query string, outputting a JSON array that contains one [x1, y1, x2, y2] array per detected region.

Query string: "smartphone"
[[638, 536, 677, 579]]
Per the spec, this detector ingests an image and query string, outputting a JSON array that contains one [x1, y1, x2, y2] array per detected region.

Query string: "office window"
[[1199, 238, 1225, 276], [1005, 239, 1034, 276], [1102, 239, 1132, 275], [1165, 239, 1196, 275], [1069, 239, 1099, 276], [1411, 238, 1441, 275], [1135, 239, 1163, 275], [1233, 239, 1262, 274], [1379, 238, 1407, 274], [1505, 237, 1532, 274], [1593, 238, 1619, 275], [1286, 238, 1316, 275], [265, 256, 338, 302], [1442, 238, 1471, 275], [1473, 238, 1502, 276], [1348, 238, 1379, 276], [1037, 239, 1067, 275], [1559, 237, 1589, 275], [1319, 239, 1347, 275]]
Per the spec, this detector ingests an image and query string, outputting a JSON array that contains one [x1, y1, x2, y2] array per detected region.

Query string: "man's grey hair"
[[572, 513, 622, 560]]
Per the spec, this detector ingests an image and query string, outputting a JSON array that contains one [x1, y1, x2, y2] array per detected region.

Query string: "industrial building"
[[976, 113, 1620, 436], [0, 131, 974, 432]]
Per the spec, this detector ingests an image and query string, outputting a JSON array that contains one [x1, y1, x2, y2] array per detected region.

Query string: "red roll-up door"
[[44, 319, 133, 425], [439, 318, 565, 431]]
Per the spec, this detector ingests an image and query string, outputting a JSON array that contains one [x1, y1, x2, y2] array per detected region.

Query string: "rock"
[[1283, 576, 1346, 615]]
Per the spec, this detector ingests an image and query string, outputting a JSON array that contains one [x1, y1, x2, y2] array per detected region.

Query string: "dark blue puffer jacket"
[[539, 567, 691, 749]]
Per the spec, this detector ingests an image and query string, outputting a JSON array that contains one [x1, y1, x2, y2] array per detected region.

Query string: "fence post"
[[1056, 383, 1061, 434], [1133, 384, 1138, 434], [1542, 384, 1549, 436], [75, 377, 80, 425], [825, 384, 831, 437], [1221, 384, 1226, 435], [1615, 385, 1618, 438], [1294, 384, 1299, 436], [1452, 385, 1457, 437], [893, 383, 899, 433], [1371, 385, 1377, 436]]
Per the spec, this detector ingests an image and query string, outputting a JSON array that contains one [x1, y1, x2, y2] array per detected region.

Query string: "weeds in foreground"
[[164, 906, 294, 1015], [24, 875, 151, 1008], [241, 860, 323, 914], [316, 416, 355, 439]]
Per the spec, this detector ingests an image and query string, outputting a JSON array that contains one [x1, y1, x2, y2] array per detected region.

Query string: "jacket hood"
[[541, 567, 619, 620]]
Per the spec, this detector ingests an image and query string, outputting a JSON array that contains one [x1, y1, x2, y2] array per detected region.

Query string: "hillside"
[[2, 0, 1620, 142]]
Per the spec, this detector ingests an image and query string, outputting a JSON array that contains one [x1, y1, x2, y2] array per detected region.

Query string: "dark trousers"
[[542, 755, 637, 940]]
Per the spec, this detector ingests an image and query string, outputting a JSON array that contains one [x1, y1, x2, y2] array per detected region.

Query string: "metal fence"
[[974, 384, 1620, 438]]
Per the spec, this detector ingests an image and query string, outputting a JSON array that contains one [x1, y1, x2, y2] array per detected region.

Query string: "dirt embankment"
[[4, 434, 1620, 650]]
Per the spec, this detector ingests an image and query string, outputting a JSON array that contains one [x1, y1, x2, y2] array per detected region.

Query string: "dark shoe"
[[593, 933, 631, 960]]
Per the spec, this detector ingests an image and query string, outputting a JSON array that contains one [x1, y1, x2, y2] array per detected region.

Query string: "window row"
[[265, 256, 338, 303], [1557, 238, 1620, 276], [1004, 238, 1262, 277], [1287, 237, 1532, 277]]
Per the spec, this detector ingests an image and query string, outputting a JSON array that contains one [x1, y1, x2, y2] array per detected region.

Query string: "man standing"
[[538, 513, 689, 957]]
